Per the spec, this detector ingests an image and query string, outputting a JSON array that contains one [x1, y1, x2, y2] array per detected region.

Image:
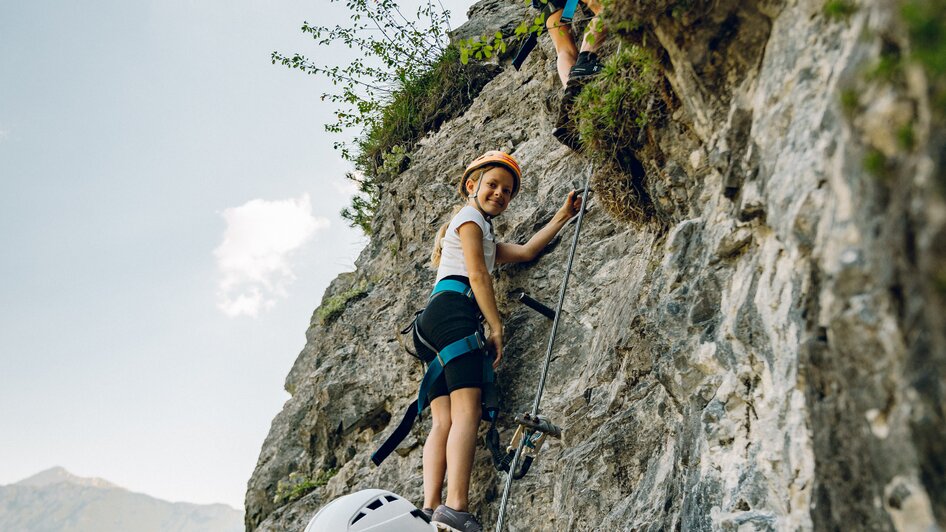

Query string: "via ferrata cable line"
[[495, 166, 593, 532]]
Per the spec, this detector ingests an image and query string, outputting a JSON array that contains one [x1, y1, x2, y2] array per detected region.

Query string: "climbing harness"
[[561, 0, 580, 24], [512, 0, 583, 70], [371, 279, 497, 467], [494, 175, 593, 532]]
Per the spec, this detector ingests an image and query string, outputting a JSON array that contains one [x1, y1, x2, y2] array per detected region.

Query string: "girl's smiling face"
[[466, 166, 516, 216]]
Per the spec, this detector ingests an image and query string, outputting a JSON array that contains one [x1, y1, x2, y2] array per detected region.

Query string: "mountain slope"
[[0, 468, 243, 532]]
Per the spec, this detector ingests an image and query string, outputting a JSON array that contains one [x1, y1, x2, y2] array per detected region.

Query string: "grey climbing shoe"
[[431, 505, 483, 532], [422, 507, 434, 521]]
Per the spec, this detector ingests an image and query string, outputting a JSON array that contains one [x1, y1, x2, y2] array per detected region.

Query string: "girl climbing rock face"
[[419, 151, 583, 532]]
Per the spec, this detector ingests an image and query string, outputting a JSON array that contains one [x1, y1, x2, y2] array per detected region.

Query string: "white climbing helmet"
[[303, 489, 435, 532]]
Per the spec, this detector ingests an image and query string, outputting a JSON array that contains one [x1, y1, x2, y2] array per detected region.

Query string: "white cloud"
[[0, 128, 9, 142], [332, 174, 361, 197], [214, 194, 328, 317]]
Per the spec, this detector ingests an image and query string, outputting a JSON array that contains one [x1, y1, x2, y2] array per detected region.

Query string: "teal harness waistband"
[[372, 279, 495, 467], [430, 278, 473, 299]]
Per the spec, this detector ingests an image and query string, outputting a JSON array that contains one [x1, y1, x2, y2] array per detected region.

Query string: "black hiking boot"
[[552, 76, 586, 150], [431, 504, 483, 532], [568, 51, 603, 80]]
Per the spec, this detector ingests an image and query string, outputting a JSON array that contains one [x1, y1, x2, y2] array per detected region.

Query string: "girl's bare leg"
[[423, 395, 451, 509], [444, 387, 482, 511], [579, 0, 606, 54], [546, 9, 578, 87]]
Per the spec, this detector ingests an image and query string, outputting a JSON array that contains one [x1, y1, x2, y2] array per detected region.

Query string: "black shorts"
[[414, 278, 486, 402], [532, 0, 568, 11]]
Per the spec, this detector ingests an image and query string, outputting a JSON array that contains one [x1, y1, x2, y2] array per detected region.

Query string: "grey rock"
[[247, 0, 946, 531]]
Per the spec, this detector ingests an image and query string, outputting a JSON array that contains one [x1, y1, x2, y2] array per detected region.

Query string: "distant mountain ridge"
[[0, 467, 243, 532], [13, 466, 117, 489]]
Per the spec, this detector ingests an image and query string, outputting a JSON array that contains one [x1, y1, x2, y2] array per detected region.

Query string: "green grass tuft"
[[863, 149, 888, 178], [897, 123, 917, 150], [903, 0, 946, 77], [316, 281, 370, 325], [902, 0, 946, 107], [824, 0, 858, 20], [840, 89, 859, 117], [867, 51, 904, 81], [273, 469, 338, 505]]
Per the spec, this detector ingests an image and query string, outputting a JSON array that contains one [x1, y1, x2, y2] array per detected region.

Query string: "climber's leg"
[[423, 395, 451, 510], [579, 0, 606, 54], [546, 8, 578, 87], [444, 386, 481, 512]]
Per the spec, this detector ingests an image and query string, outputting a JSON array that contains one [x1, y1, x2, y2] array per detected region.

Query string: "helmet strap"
[[468, 170, 497, 222]]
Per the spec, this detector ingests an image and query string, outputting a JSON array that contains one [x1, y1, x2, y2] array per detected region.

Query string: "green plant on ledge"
[[273, 469, 339, 505], [572, 45, 662, 160], [823, 0, 858, 20], [902, 0, 946, 106], [570, 45, 663, 224], [316, 281, 370, 325]]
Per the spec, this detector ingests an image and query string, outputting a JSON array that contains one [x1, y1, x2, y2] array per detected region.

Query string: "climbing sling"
[[371, 279, 497, 467], [495, 176, 593, 532]]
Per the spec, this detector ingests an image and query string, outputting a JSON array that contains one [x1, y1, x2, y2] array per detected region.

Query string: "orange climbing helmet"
[[459, 150, 522, 198]]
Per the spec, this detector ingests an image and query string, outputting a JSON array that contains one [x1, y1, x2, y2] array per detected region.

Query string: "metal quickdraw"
[[488, 412, 563, 480]]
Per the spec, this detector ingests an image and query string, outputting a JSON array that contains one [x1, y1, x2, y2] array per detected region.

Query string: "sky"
[[0, 0, 473, 509]]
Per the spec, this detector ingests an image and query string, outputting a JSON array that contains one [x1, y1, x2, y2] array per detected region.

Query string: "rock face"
[[246, 0, 946, 530]]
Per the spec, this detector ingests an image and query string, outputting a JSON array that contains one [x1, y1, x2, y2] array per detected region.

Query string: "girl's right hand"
[[558, 189, 584, 218], [487, 330, 504, 369]]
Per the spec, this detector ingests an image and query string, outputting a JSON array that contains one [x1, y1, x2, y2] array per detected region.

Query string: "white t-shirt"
[[435, 205, 496, 283]]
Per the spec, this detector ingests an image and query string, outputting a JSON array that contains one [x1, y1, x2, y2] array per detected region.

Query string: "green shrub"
[[274, 2, 498, 235], [572, 45, 662, 160], [353, 46, 495, 183], [571, 46, 662, 223], [338, 48, 496, 234], [316, 281, 370, 325]]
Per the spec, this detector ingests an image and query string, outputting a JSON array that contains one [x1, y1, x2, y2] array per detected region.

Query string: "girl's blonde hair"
[[430, 167, 489, 268]]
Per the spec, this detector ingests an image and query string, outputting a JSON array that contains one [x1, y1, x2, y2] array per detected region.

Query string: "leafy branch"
[[273, 0, 499, 234]]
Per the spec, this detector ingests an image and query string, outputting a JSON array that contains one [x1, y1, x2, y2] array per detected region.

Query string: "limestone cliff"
[[246, 0, 946, 530]]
